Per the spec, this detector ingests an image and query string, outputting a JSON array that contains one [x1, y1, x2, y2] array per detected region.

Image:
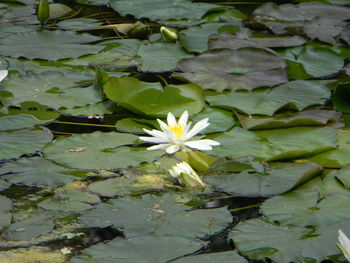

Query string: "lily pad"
[[43, 131, 162, 170], [88, 177, 133, 197], [70, 236, 204, 263], [309, 129, 350, 168], [176, 48, 288, 92], [210, 126, 337, 161], [206, 80, 331, 116], [1, 70, 100, 110], [209, 33, 306, 50], [38, 182, 101, 212], [0, 157, 79, 187], [174, 250, 248, 263], [179, 23, 242, 53], [231, 218, 350, 262], [137, 42, 192, 72], [0, 30, 103, 61], [103, 77, 204, 117], [109, 0, 221, 21], [0, 195, 12, 231], [0, 128, 53, 161], [0, 114, 49, 131], [3, 215, 54, 241], [332, 82, 350, 113], [336, 166, 350, 189], [79, 194, 231, 238], [205, 162, 322, 197], [261, 190, 350, 227], [237, 108, 341, 130], [279, 45, 344, 79]]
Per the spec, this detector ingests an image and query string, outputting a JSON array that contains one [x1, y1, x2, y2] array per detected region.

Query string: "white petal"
[[199, 139, 220, 146], [185, 118, 209, 140], [184, 140, 214, 151], [139, 136, 168, 143], [143, 129, 169, 141], [178, 111, 188, 127], [338, 230, 350, 261], [0, 70, 8, 82], [157, 119, 169, 132], [147, 144, 169, 151], [165, 144, 180, 154], [183, 121, 192, 135], [167, 112, 177, 127]]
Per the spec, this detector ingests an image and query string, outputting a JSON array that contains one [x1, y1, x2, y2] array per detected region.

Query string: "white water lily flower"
[[0, 70, 8, 82], [139, 111, 220, 154], [338, 229, 350, 262], [169, 161, 205, 188]]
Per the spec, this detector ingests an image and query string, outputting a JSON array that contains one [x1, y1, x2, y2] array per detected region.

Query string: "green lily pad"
[[70, 236, 204, 263], [205, 162, 322, 197], [0, 30, 103, 61], [88, 177, 133, 197], [0, 128, 53, 161], [336, 166, 350, 189], [309, 129, 350, 168], [57, 18, 102, 31], [43, 131, 162, 170], [109, 0, 221, 21], [0, 114, 48, 131], [174, 250, 248, 263], [206, 80, 331, 116], [103, 77, 204, 117], [237, 108, 341, 130], [0, 157, 80, 187], [0, 195, 12, 231], [179, 23, 241, 53], [209, 33, 306, 50], [176, 48, 287, 92], [3, 215, 54, 241], [116, 106, 234, 134], [231, 218, 350, 262], [261, 190, 350, 227], [38, 182, 101, 212], [280, 45, 344, 79], [1, 70, 101, 110], [137, 42, 192, 72], [79, 194, 231, 238], [333, 82, 350, 113], [210, 126, 337, 161]]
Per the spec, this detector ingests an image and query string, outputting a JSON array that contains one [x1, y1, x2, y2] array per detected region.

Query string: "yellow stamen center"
[[169, 124, 184, 139]]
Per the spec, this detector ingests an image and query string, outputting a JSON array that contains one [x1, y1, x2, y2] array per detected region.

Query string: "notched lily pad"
[[261, 190, 350, 227], [231, 218, 350, 262], [0, 157, 80, 187], [0, 114, 49, 131], [38, 182, 100, 212], [44, 131, 162, 170], [209, 33, 306, 50], [1, 70, 100, 110], [79, 194, 231, 238], [176, 47, 288, 92], [0, 128, 53, 161], [205, 162, 322, 197], [2, 215, 54, 241], [206, 80, 331, 116], [0, 30, 103, 61], [237, 108, 341, 130], [70, 236, 204, 263], [104, 77, 204, 117]]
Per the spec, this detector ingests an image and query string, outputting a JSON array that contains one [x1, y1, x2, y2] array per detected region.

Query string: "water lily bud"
[[37, 0, 50, 25], [128, 22, 151, 38], [160, 26, 178, 42], [169, 162, 205, 189]]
